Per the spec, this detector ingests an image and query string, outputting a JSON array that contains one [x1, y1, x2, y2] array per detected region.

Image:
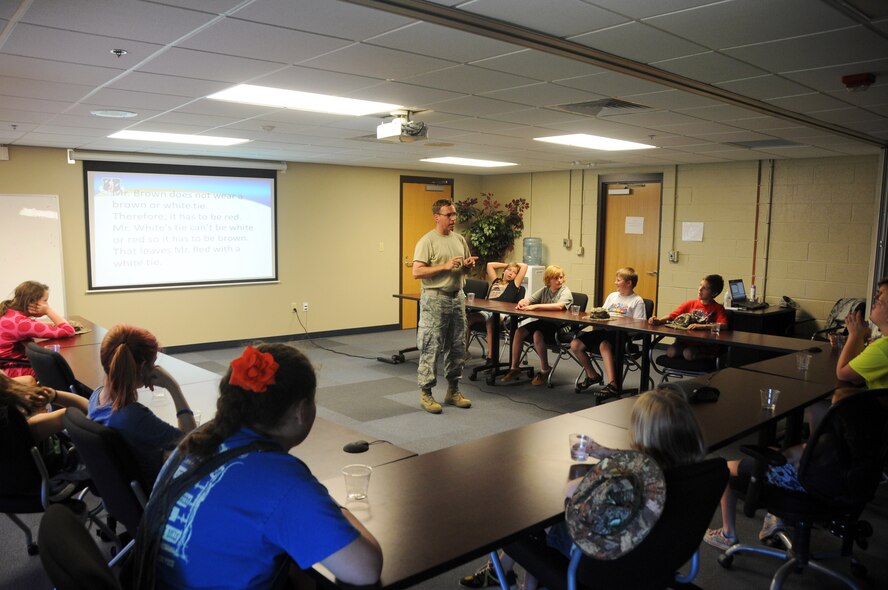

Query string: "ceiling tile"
[[0, 54, 123, 86], [367, 21, 520, 62], [715, 75, 813, 100], [652, 52, 765, 84], [472, 49, 603, 80], [107, 72, 230, 98], [571, 21, 705, 63], [643, 0, 855, 49], [136, 48, 286, 82], [300, 44, 455, 80], [0, 76, 93, 102], [461, 0, 628, 37], [480, 82, 599, 107], [2, 23, 163, 68], [405, 64, 537, 94]]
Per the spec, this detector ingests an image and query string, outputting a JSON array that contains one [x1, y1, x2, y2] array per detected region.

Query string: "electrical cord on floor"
[[293, 311, 379, 360], [470, 382, 564, 415]]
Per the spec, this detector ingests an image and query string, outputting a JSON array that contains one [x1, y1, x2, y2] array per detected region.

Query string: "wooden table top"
[[39, 315, 108, 348], [741, 341, 841, 385], [318, 413, 631, 590]]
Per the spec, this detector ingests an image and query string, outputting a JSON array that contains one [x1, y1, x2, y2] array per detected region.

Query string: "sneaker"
[[459, 562, 517, 588], [501, 368, 522, 382], [758, 513, 785, 541], [703, 528, 737, 551], [575, 372, 603, 392], [531, 369, 551, 386], [445, 389, 472, 408], [420, 391, 442, 414]]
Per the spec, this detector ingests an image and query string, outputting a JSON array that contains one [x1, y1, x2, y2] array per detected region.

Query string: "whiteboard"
[[0, 194, 67, 316]]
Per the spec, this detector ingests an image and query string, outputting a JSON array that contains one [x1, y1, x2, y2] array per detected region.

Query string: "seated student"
[[87, 324, 195, 485], [704, 388, 863, 551], [0, 281, 75, 378], [570, 267, 646, 398], [1, 371, 88, 442], [836, 277, 888, 388], [501, 265, 573, 386], [466, 261, 528, 361], [648, 274, 728, 360], [460, 388, 705, 589], [139, 344, 383, 590]]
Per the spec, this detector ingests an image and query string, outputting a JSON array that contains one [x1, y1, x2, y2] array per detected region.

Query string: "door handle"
[[404, 261, 414, 267], [647, 271, 658, 276]]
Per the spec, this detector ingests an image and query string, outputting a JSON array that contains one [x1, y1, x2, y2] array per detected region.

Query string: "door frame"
[[595, 172, 664, 307], [400, 175, 454, 327]]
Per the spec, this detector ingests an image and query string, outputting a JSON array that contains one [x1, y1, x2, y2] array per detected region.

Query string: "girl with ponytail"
[[87, 324, 195, 484]]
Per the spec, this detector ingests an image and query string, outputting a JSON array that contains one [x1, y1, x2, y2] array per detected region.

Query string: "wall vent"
[[550, 98, 650, 118]]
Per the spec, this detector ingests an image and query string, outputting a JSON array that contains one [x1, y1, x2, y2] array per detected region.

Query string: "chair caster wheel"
[[27, 543, 39, 556], [486, 376, 495, 386], [717, 553, 733, 569]]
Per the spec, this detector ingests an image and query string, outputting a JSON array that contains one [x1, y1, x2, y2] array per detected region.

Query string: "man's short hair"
[[704, 274, 724, 297], [432, 199, 453, 214], [616, 267, 638, 288]]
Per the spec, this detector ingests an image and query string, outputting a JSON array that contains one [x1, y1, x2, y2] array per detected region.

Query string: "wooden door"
[[598, 180, 662, 311], [400, 179, 453, 328]]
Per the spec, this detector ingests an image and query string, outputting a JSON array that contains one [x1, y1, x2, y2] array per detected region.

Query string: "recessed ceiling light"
[[420, 157, 517, 168], [91, 110, 138, 119], [534, 134, 656, 151], [208, 84, 403, 116], [108, 130, 250, 146]]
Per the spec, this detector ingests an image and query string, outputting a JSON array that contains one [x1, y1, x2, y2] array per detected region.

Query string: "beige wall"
[[482, 156, 879, 333], [1, 146, 878, 345], [0, 146, 480, 346]]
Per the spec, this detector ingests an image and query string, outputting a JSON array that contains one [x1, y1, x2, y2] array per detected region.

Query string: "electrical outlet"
[[668, 250, 679, 263], [577, 246, 584, 256], [303, 302, 309, 312], [291, 302, 299, 313], [563, 238, 572, 248]]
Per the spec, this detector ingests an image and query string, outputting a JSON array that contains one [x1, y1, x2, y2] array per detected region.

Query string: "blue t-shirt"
[[155, 428, 359, 590], [88, 386, 182, 485]]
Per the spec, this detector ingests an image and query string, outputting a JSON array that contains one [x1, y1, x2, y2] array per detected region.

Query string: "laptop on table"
[[728, 279, 768, 310]]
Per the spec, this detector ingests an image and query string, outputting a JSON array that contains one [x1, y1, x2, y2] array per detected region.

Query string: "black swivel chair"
[[522, 292, 588, 388], [652, 309, 733, 384], [39, 503, 122, 590], [499, 458, 729, 590], [62, 407, 151, 565], [26, 342, 93, 397], [1, 402, 92, 555], [718, 390, 888, 589]]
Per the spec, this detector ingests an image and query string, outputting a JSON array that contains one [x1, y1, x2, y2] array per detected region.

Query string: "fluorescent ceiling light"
[[208, 84, 403, 116], [108, 130, 250, 146], [91, 110, 138, 118], [534, 134, 656, 151], [421, 157, 517, 168]]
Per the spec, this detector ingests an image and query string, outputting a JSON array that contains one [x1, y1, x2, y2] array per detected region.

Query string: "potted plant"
[[455, 193, 529, 274]]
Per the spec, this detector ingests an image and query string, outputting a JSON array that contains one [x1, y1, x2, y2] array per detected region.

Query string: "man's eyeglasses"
[[437, 212, 458, 218]]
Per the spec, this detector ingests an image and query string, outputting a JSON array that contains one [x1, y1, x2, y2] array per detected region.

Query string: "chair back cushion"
[[572, 292, 589, 312], [0, 402, 43, 505], [800, 389, 888, 506], [39, 504, 121, 590], [62, 408, 148, 532], [25, 342, 82, 395], [464, 278, 490, 299]]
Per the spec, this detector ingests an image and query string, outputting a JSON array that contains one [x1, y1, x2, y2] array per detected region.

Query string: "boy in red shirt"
[[648, 274, 728, 360]]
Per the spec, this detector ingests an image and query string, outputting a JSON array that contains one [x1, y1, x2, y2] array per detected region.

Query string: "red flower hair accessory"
[[229, 346, 279, 392]]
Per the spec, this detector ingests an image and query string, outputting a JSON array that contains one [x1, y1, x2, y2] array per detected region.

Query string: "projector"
[[376, 117, 428, 143]]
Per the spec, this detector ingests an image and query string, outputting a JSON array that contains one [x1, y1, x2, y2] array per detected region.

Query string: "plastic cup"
[[760, 388, 780, 411], [50, 344, 61, 352], [834, 333, 847, 350], [466, 293, 475, 304], [710, 323, 721, 335], [192, 411, 202, 426], [342, 464, 372, 502], [795, 352, 812, 371], [570, 305, 581, 316], [569, 433, 591, 461]]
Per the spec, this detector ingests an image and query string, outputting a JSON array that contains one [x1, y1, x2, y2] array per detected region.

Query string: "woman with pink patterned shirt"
[[0, 281, 74, 378]]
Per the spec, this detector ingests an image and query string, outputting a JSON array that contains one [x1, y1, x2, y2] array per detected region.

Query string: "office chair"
[[718, 390, 888, 590], [1, 403, 93, 555], [571, 298, 655, 394], [39, 504, 121, 590], [809, 297, 867, 341], [62, 407, 151, 566], [651, 309, 732, 384], [469, 286, 526, 385], [25, 342, 93, 397], [517, 292, 588, 387], [464, 278, 491, 357], [498, 458, 729, 590]]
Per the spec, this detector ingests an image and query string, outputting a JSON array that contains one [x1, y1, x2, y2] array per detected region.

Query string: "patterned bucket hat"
[[565, 450, 666, 560]]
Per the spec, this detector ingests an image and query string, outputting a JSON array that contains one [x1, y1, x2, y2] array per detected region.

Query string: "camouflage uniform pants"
[[417, 291, 466, 390]]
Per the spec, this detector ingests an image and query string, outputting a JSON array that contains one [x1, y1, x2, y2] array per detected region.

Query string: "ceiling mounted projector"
[[377, 112, 428, 143]]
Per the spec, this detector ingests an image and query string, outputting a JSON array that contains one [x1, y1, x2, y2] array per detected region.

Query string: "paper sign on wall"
[[682, 222, 704, 242], [625, 216, 644, 235]]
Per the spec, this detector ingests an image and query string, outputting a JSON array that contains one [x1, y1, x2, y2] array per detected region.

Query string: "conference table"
[[317, 414, 631, 590], [42, 328, 416, 481], [573, 367, 837, 452]]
